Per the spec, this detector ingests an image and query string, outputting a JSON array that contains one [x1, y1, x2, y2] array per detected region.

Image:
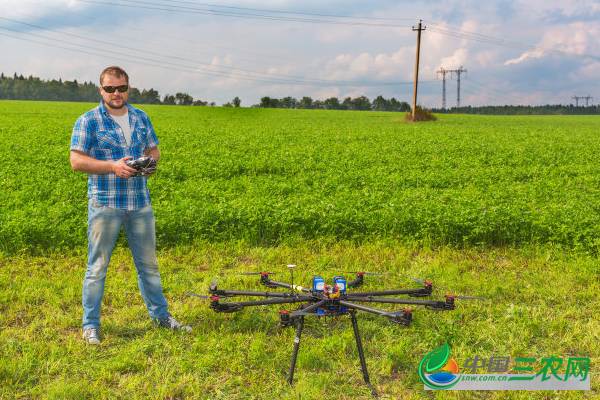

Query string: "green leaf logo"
[[426, 343, 450, 372], [418, 343, 460, 390]]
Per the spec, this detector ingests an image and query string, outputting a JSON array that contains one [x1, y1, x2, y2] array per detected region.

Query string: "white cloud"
[[505, 21, 600, 65], [439, 48, 469, 71], [0, 0, 81, 20]]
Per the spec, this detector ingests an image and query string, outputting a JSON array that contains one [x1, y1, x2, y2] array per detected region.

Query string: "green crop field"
[[0, 100, 598, 399]]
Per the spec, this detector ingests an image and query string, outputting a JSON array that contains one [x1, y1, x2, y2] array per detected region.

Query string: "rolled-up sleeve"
[[71, 116, 93, 154]]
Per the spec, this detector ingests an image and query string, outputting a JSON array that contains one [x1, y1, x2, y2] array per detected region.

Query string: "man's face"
[[100, 75, 129, 111]]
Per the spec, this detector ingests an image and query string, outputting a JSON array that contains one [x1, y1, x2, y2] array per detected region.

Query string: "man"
[[71, 66, 190, 345]]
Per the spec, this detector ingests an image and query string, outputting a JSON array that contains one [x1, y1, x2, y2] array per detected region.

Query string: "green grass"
[[1, 242, 598, 399], [2, 101, 600, 254], [0, 101, 598, 398]]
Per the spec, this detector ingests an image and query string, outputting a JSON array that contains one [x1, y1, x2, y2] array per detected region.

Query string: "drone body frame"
[[188, 271, 482, 396]]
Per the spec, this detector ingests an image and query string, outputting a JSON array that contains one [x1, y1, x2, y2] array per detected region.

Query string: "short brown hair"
[[100, 66, 129, 85]]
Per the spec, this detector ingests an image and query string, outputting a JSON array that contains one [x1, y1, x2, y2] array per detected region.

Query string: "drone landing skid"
[[286, 310, 377, 397]]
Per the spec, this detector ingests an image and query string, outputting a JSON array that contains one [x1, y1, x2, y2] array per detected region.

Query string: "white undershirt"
[[110, 111, 132, 146]]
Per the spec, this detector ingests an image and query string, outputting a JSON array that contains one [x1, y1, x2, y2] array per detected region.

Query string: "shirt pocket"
[[132, 123, 147, 146], [96, 130, 120, 149]]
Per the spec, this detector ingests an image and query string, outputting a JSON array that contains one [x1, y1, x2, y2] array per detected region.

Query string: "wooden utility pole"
[[411, 20, 425, 120]]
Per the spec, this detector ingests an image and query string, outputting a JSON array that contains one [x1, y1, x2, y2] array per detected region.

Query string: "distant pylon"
[[452, 66, 467, 109], [437, 68, 450, 109], [573, 95, 593, 106]]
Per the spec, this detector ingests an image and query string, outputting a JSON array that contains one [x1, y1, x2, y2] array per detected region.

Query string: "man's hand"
[[112, 156, 137, 179]]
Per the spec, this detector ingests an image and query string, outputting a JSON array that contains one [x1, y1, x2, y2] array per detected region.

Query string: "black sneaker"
[[155, 315, 192, 332], [82, 327, 100, 344]]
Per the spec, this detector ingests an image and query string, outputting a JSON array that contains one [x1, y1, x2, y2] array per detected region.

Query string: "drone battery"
[[333, 276, 347, 292], [312, 275, 325, 292]]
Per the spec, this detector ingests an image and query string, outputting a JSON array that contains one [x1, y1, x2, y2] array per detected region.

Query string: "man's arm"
[[70, 150, 137, 179], [144, 146, 160, 162]]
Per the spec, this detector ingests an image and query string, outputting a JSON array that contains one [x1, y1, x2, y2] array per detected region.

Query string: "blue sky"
[[0, 0, 599, 107]]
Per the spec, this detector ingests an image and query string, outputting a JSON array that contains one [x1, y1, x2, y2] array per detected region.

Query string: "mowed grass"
[[0, 101, 598, 398], [1, 242, 598, 399]]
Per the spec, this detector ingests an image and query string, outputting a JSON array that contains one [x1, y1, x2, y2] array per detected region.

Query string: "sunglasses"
[[102, 85, 129, 93]]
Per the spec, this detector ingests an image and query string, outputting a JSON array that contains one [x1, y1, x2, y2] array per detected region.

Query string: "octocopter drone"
[[188, 265, 485, 395]]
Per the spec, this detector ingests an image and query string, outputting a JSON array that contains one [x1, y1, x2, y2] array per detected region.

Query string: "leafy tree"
[[163, 94, 176, 105], [260, 96, 280, 108], [141, 88, 161, 104], [280, 96, 297, 109], [175, 92, 194, 106], [232, 96, 241, 107], [351, 96, 371, 111], [298, 96, 313, 109], [389, 97, 410, 112], [128, 87, 142, 103], [323, 97, 341, 110], [372, 95, 389, 111], [341, 97, 352, 110]]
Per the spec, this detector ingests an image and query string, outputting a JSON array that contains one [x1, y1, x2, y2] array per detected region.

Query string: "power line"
[[0, 15, 412, 87], [9, 0, 312, 66], [0, 23, 429, 88], [156, 0, 416, 22], [425, 22, 600, 62], [77, 0, 414, 28], [75, 1, 600, 62]]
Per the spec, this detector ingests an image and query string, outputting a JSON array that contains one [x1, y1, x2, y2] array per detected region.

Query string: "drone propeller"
[[410, 277, 448, 290], [245, 309, 294, 314], [345, 271, 391, 276], [236, 272, 278, 276], [436, 294, 488, 300], [383, 305, 424, 316], [186, 293, 212, 299]]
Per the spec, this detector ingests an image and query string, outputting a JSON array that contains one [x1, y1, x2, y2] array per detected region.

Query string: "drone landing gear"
[[286, 311, 377, 397], [350, 311, 377, 396], [286, 316, 305, 385]]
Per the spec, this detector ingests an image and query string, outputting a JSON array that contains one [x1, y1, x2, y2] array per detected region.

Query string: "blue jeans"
[[82, 199, 169, 329]]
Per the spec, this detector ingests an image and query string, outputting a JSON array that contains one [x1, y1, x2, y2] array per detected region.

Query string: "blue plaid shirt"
[[71, 101, 159, 210]]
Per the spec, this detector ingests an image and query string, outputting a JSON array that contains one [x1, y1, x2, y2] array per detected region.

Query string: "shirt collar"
[[99, 100, 132, 117]]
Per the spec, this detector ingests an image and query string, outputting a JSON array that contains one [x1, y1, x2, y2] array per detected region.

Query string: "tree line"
[[434, 104, 600, 115], [0, 72, 410, 111], [254, 95, 411, 111], [3, 72, 597, 115], [0, 73, 217, 106]]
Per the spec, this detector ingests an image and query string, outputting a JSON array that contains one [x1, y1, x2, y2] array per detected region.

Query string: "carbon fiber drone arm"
[[348, 287, 432, 297], [209, 296, 312, 313], [338, 300, 392, 316], [209, 288, 313, 300], [345, 295, 453, 310], [261, 277, 311, 293]]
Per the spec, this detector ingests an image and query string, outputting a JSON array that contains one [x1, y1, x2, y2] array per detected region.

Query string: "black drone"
[[188, 265, 485, 395]]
